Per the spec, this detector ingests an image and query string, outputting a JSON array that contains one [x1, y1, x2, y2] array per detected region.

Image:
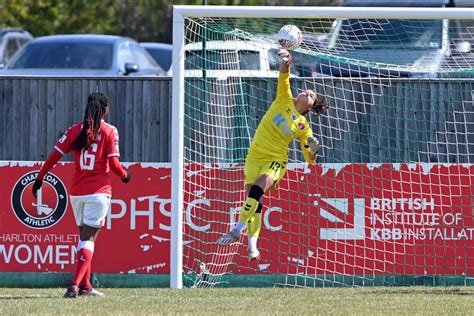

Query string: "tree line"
[[0, 0, 339, 43]]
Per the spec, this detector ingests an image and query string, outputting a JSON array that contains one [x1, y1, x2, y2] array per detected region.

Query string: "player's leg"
[[65, 195, 109, 298], [228, 184, 252, 234], [64, 196, 84, 298], [236, 160, 275, 229], [216, 159, 280, 248], [247, 160, 287, 260], [78, 195, 109, 297], [68, 225, 100, 294], [216, 175, 272, 247], [247, 203, 263, 261], [244, 175, 272, 260], [217, 160, 257, 246]]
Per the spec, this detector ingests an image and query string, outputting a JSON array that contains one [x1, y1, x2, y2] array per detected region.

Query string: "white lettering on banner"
[[109, 196, 172, 230], [0, 244, 76, 268], [108, 196, 284, 232], [104, 194, 471, 242], [264, 207, 282, 231], [24, 216, 54, 226], [0, 234, 78, 243], [158, 198, 171, 232], [35, 245, 53, 264], [108, 199, 127, 229], [0, 234, 41, 243], [186, 199, 211, 232], [370, 198, 435, 211], [20, 173, 37, 186], [371, 228, 474, 240], [44, 174, 58, 186], [55, 245, 71, 267], [131, 198, 155, 230], [367, 196, 474, 241], [370, 212, 443, 226], [15, 245, 31, 264], [42, 234, 79, 243]]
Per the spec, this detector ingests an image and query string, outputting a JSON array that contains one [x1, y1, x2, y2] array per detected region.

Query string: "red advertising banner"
[[0, 162, 171, 274], [182, 163, 474, 276], [0, 162, 473, 276]]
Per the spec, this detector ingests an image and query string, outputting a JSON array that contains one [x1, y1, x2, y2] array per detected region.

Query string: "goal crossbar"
[[174, 5, 474, 19]]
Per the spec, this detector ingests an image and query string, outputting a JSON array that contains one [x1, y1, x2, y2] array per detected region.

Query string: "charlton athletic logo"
[[11, 171, 68, 229]]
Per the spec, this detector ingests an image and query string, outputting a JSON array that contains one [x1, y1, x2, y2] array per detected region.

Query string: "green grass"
[[0, 287, 473, 315]]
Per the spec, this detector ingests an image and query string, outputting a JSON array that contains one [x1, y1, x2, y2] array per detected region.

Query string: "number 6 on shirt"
[[80, 143, 98, 170]]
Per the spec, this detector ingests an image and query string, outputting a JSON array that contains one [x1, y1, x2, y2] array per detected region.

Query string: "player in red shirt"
[[32, 92, 131, 298]]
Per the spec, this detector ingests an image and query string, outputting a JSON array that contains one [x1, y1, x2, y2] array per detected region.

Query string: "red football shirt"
[[54, 120, 121, 196]]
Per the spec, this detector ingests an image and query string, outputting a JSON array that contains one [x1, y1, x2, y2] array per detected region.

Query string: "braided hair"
[[70, 92, 109, 151]]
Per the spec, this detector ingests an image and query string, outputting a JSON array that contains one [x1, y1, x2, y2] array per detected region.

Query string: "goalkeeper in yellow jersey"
[[216, 49, 329, 261]]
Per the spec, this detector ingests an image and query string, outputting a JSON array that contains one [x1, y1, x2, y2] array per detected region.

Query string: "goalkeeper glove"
[[278, 49, 292, 66], [306, 137, 320, 155], [122, 171, 132, 183], [32, 179, 42, 198]]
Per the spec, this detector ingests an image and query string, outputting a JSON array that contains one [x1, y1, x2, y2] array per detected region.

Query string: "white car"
[[184, 40, 282, 79]]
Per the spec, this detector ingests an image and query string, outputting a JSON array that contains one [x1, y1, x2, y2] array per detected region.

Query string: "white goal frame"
[[170, 5, 474, 289]]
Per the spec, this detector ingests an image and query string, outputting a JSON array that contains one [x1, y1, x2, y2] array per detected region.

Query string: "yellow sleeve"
[[299, 126, 316, 164], [274, 71, 292, 105]]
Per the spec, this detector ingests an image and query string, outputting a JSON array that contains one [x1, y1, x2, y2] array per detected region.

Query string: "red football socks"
[[71, 241, 94, 287]]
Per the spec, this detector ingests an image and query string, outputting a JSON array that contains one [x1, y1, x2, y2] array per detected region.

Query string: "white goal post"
[[171, 5, 474, 289]]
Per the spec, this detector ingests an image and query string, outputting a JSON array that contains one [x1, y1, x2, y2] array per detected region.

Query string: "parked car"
[[313, 0, 474, 78], [0, 34, 166, 76], [184, 40, 307, 79], [140, 42, 172, 74], [0, 28, 33, 67]]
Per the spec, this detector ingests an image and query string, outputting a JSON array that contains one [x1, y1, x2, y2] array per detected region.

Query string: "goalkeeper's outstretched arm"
[[278, 49, 291, 74]]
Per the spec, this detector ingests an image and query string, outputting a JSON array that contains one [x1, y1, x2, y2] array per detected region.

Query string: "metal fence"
[[0, 77, 473, 163]]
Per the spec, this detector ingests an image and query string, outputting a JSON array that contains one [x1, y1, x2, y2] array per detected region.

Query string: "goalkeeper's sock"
[[248, 204, 262, 251], [71, 240, 94, 286], [238, 185, 264, 223], [249, 236, 258, 252]]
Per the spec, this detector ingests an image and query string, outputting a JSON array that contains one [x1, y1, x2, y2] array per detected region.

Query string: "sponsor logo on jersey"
[[11, 171, 68, 229], [58, 134, 67, 143], [291, 114, 297, 121], [298, 122, 305, 130]]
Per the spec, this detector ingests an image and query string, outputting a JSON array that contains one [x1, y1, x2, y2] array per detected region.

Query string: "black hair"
[[70, 92, 109, 151]]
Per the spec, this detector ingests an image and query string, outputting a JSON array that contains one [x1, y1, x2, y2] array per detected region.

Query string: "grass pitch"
[[0, 287, 473, 315]]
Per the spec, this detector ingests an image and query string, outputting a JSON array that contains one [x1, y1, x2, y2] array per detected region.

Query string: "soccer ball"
[[277, 25, 302, 50]]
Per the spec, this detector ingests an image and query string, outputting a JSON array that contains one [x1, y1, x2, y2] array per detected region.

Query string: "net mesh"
[[180, 15, 474, 288]]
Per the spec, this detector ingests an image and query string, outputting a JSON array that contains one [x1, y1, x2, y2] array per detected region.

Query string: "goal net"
[[171, 6, 474, 288]]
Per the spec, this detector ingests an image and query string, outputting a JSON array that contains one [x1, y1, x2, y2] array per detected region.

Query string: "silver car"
[[0, 34, 167, 76], [0, 28, 33, 67], [140, 42, 172, 74]]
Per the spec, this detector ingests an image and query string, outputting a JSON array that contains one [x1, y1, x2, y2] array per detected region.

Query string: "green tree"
[[0, 0, 340, 43], [0, 0, 116, 36]]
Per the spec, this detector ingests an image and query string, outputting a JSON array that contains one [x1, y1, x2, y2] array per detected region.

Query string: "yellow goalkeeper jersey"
[[246, 71, 315, 164]]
